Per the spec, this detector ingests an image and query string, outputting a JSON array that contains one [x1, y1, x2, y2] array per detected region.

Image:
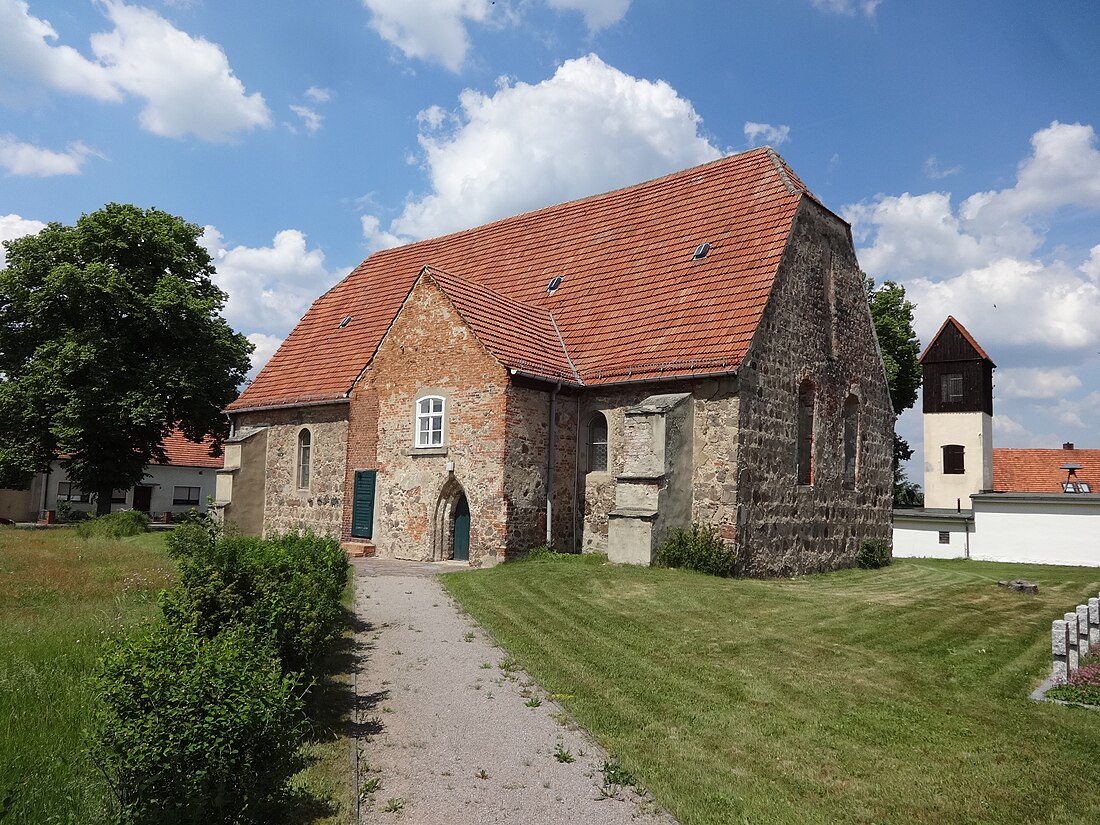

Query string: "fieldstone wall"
[[690, 376, 740, 539], [364, 275, 510, 565], [734, 199, 893, 576], [232, 404, 349, 539]]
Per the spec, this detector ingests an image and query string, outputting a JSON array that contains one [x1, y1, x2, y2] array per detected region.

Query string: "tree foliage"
[[865, 276, 923, 504], [0, 204, 252, 513]]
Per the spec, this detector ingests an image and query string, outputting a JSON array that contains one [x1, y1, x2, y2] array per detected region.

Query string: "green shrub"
[[161, 531, 349, 674], [92, 624, 306, 824], [76, 510, 150, 539], [654, 524, 737, 577], [855, 539, 892, 569]]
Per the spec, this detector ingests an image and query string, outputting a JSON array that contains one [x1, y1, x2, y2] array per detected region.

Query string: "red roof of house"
[[919, 316, 996, 365], [154, 430, 223, 468], [993, 447, 1100, 493], [229, 147, 813, 412]]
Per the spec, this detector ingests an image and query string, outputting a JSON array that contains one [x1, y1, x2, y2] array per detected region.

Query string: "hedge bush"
[[162, 530, 349, 674], [76, 510, 150, 538], [855, 539, 892, 569], [92, 624, 306, 824], [654, 524, 737, 577]]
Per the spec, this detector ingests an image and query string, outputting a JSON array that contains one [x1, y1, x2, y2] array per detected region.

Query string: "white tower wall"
[[923, 411, 992, 509]]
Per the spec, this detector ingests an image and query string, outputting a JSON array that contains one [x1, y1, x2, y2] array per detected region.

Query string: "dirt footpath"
[[351, 557, 675, 825]]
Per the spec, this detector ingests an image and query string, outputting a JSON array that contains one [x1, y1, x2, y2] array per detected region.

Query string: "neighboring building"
[[894, 318, 1099, 566], [0, 430, 221, 522], [218, 148, 894, 573]]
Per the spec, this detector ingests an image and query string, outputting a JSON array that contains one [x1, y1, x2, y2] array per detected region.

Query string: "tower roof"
[[919, 316, 996, 367]]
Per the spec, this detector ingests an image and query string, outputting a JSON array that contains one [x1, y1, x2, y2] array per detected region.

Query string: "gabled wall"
[[735, 199, 893, 575]]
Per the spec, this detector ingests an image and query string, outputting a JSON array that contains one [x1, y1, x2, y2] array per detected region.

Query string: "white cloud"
[[0, 213, 47, 267], [305, 86, 333, 103], [1081, 244, 1100, 282], [361, 0, 492, 73], [811, 0, 881, 17], [0, 1, 269, 142], [201, 227, 346, 337], [289, 105, 323, 134], [360, 215, 407, 253], [544, 0, 631, 32], [995, 367, 1083, 400], [743, 121, 790, 147], [0, 136, 98, 176], [923, 154, 960, 179], [371, 54, 722, 241], [0, 0, 120, 101], [245, 332, 283, 378]]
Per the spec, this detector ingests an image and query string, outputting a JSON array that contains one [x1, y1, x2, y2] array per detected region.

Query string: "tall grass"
[[443, 556, 1100, 825]]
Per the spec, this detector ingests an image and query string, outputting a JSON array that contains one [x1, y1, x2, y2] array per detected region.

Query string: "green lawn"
[[442, 555, 1100, 825]]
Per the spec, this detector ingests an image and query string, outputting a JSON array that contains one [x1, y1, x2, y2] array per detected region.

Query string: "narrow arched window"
[[297, 428, 312, 489], [797, 380, 815, 486], [842, 394, 859, 489], [588, 413, 608, 473], [416, 396, 445, 447]]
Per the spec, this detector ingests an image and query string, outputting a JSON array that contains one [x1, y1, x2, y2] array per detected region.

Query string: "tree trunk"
[[95, 485, 113, 517]]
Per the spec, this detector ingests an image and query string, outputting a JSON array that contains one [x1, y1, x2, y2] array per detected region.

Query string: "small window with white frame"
[[57, 481, 89, 503], [415, 396, 445, 447], [173, 486, 201, 506]]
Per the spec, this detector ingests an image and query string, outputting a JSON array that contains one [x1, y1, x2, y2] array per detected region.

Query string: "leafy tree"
[[865, 276, 923, 505], [0, 204, 252, 515]]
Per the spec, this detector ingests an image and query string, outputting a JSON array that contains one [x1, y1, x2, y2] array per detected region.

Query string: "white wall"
[[46, 462, 216, 517], [970, 496, 1100, 567], [923, 411, 992, 509], [892, 514, 970, 559]]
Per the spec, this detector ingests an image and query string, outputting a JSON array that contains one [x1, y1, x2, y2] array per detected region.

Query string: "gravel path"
[[351, 557, 675, 825]]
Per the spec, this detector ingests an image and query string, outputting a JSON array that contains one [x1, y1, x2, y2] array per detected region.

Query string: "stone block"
[[1051, 619, 1068, 681], [1076, 604, 1091, 658], [1089, 597, 1099, 647]]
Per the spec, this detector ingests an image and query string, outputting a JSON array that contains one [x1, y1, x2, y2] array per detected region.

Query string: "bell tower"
[[920, 317, 995, 509]]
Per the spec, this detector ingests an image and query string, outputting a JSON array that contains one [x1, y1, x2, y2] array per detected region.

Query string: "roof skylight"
[[693, 242, 711, 260]]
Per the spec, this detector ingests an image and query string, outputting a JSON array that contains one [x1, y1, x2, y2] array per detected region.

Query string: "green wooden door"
[[352, 470, 376, 539], [452, 494, 470, 561]]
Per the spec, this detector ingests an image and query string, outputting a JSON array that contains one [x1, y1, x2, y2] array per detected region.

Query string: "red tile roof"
[[993, 448, 1100, 493], [919, 316, 996, 365], [154, 430, 223, 468], [230, 147, 811, 411]]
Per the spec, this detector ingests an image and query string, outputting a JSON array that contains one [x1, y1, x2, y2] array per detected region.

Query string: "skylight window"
[[547, 276, 563, 294], [693, 242, 711, 260], [339, 315, 352, 329]]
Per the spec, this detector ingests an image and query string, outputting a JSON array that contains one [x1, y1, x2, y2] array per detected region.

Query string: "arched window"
[[297, 428, 311, 489], [588, 413, 608, 473], [842, 394, 859, 489], [416, 395, 445, 447], [796, 380, 815, 486]]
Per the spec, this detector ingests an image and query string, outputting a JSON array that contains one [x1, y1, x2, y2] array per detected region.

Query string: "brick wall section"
[[341, 384, 379, 540], [233, 404, 349, 538], [364, 276, 510, 564], [734, 199, 893, 576]]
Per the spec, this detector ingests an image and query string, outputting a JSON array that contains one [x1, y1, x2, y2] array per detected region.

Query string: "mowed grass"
[[442, 556, 1100, 825], [0, 526, 174, 822]]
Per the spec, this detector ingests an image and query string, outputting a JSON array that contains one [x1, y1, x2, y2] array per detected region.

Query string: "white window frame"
[[415, 396, 445, 448], [297, 427, 312, 489]]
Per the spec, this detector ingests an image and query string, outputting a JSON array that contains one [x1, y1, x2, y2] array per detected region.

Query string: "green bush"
[[654, 524, 737, 577], [92, 624, 305, 824], [75, 510, 150, 538], [855, 539, 892, 569], [162, 531, 349, 674]]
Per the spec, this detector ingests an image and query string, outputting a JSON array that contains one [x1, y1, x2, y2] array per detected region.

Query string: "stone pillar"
[[1065, 612, 1079, 674], [1089, 597, 1100, 648], [1052, 620, 1068, 681], [1076, 604, 1091, 658]]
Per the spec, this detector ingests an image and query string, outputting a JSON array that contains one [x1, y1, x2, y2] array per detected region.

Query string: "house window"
[[796, 379, 815, 486], [111, 491, 127, 503], [173, 486, 201, 506], [588, 413, 608, 473], [939, 531, 950, 545], [297, 428, 312, 488], [941, 373, 963, 403], [57, 482, 89, 503], [416, 396, 445, 447], [943, 444, 965, 475], [842, 394, 859, 489]]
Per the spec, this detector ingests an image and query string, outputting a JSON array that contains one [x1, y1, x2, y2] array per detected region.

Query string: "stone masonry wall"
[[233, 404, 349, 539], [734, 199, 893, 576], [364, 276, 510, 565], [689, 376, 740, 540]]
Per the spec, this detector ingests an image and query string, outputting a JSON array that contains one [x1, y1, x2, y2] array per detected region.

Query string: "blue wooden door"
[[352, 470, 376, 539], [452, 494, 470, 561]]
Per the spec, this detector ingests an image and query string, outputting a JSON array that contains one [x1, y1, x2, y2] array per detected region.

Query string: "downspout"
[[546, 383, 560, 548]]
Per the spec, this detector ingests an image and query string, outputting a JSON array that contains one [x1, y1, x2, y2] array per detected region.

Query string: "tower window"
[[943, 444, 965, 475], [941, 373, 964, 403]]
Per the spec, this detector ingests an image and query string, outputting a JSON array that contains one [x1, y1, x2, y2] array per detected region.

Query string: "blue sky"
[[2, 0, 1099, 485]]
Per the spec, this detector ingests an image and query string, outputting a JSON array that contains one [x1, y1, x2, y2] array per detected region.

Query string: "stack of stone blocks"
[[1051, 595, 1100, 680]]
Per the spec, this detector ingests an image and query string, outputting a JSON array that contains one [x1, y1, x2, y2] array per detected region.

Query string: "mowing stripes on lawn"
[[443, 556, 1100, 825]]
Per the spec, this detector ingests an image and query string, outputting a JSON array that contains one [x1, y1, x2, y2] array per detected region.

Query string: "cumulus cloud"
[[995, 367, 1083, 400], [361, 0, 492, 72], [0, 213, 47, 267], [923, 154, 960, 179], [201, 227, 346, 338], [245, 332, 284, 378], [0, 0, 269, 142], [544, 0, 631, 32], [811, 0, 882, 16], [360, 215, 407, 253], [289, 105, 323, 134], [743, 121, 790, 147], [367, 55, 722, 241], [305, 86, 333, 103], [0, 136, 98, 176]]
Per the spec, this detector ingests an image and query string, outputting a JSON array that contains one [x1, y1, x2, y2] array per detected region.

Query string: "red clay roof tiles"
[[993, 447, 1100, 493], [154, 430, 222, 468], [230, 147, 809, 411]]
